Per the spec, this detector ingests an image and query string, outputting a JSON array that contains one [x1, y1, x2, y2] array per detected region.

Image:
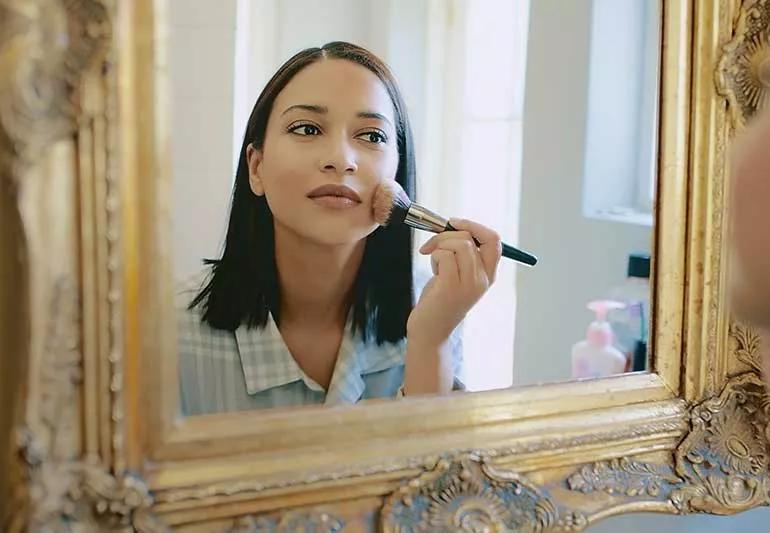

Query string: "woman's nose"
[[319, 138, 358, 174]]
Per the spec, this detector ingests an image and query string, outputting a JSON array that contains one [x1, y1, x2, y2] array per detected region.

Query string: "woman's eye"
[[358, 131, 387, 144], [289, 123, 320, 136]]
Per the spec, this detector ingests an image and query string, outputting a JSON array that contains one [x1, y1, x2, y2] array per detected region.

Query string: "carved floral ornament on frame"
[[3, 0, 770, 531]]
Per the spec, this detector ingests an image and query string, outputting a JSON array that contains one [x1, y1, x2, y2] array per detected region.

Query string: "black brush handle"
[[502, 242, 538, 266], [445, 222, 538, 267]]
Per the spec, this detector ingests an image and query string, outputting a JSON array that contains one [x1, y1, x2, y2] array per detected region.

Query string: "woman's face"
[[247, 58, 400, 246]]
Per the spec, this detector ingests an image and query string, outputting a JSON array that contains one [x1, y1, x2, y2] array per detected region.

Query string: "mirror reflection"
[[170, 0, 660, 415]]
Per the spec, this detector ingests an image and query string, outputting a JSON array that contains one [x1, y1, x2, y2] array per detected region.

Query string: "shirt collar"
[[234, 314, 405, 402], [234, 313, 323, 395]]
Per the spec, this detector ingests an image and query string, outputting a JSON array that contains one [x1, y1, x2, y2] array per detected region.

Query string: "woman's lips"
[[307, 183, 362, 210], [310, 196, 360, 209]]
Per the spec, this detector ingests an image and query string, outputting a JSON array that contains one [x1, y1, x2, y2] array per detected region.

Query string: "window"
[[582, 0, 661, 227]]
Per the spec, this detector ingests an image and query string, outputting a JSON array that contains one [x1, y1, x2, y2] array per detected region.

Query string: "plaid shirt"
[[177, 270, 463, 415]]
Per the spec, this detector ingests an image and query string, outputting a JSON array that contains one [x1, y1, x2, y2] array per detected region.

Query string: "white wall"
[[513, 0, 651, 385], [168, 1, 238, 280]]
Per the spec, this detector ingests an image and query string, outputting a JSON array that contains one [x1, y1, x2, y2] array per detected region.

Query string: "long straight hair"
[[189, 42, 416, 344]]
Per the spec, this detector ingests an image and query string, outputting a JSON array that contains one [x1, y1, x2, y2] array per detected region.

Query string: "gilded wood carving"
[[718, 0, 770, 127], [2, 0, 770, 531]]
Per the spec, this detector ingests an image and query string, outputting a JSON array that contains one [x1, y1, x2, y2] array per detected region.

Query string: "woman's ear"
[[246, 143, 265, 196]]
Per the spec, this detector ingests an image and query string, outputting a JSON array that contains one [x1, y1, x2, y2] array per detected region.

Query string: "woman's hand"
[[407, 218, 503, 348]]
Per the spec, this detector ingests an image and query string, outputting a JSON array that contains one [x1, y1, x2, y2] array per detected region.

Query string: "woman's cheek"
[[368, 151, 399, 186]]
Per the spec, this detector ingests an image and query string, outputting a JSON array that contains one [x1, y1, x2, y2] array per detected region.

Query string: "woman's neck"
[[273, 222, 366, 329]]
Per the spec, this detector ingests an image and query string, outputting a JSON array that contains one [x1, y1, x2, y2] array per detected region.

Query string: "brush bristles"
[[372, 180, 412, 227]]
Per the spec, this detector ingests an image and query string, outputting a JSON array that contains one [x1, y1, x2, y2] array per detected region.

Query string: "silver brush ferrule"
[[404, 203, 449, 233]]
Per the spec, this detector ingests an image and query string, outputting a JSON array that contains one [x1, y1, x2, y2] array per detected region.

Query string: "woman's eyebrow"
[[281, 105, 394, 129], [281, 104, 327, 116], [357, 111, 394, 129]]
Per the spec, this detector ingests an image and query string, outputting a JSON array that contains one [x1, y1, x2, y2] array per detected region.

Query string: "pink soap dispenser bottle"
[[571, 300, 628, 379]]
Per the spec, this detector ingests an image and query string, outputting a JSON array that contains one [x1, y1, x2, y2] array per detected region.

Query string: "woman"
[[178, 42, 502, 415]]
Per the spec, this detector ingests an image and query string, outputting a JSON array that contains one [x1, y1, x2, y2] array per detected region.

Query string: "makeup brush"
[[372, 180, 538, 267]]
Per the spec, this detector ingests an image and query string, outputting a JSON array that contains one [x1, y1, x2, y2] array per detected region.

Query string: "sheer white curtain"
[[418, 0, 530, 390]]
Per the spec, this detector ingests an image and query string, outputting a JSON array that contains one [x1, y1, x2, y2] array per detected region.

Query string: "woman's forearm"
[[403, 332, 454, 395]]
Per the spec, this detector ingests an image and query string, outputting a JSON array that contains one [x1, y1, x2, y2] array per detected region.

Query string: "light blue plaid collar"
[[234, 313, 405, 404]]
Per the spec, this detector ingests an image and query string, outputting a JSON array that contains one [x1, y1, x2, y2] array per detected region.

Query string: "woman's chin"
[[274, 211, 378, 247], [306, 221, 378, 247]]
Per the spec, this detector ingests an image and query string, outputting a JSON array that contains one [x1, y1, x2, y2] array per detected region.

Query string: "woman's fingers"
[[430, 249, 459, 283], [431, 239, 485, 288], [420, 230, 474, 253], [421, 231, 482, 284], [420, 220, 502, 283], [449, 219, 502, 282]]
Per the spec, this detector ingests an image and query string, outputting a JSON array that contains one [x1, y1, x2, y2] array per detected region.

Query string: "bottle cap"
[[627, 252, 651, 279]]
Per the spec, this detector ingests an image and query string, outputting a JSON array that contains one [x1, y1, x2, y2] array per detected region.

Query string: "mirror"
[[168, 0, 661, 415]]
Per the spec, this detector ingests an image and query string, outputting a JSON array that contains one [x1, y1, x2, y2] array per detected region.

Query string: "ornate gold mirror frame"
[[3, 0, 770, 530]]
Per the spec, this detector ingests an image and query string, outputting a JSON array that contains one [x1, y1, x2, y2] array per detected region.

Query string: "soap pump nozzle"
[[586, 300, 625, 347]]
